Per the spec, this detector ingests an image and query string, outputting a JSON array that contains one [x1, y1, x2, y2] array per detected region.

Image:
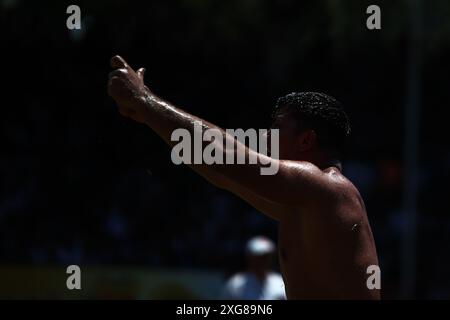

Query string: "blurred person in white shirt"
[[221, 236, 286, 300]]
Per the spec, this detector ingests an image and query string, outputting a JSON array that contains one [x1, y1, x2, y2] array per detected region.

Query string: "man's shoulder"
[[323, 167, 361, 198], [302, 166, 365, 214]]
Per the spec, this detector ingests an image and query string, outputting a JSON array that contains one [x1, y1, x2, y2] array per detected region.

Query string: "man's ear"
[[298, 129, 317, 152]]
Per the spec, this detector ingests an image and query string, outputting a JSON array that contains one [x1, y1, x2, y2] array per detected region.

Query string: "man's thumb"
[[110, 55, 128, 69], [137, 68, 146, 80]]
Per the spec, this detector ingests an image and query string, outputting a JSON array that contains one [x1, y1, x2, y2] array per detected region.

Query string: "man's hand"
[[107, 55, 150, 123]]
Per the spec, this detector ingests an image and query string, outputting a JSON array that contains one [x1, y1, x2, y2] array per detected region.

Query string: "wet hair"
[[272, 92, 351, 155]]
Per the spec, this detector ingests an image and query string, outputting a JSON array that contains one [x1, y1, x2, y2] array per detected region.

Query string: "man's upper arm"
[[219, 157, 336, 209], [223, 180, 287, 221]]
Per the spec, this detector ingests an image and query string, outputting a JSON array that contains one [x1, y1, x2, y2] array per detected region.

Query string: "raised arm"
[[107, 56, 334, 220]]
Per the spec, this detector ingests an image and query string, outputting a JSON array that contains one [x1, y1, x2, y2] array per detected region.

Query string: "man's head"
[[270, 92, 351, 163]]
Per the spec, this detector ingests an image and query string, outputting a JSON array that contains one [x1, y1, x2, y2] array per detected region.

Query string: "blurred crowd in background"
[[1, 0, 450, 299]]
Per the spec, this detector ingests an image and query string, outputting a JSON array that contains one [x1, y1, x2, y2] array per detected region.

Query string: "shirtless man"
[[107, 55, 380, 299]]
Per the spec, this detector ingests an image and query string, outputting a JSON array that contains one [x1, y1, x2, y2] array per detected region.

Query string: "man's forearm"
[[136, 91, 247, 190], [135, 91, 278, 195], [139, 92, 223, 147]]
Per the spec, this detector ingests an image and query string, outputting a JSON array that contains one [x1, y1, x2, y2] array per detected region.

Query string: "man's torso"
[[276, 170, 380, 299]]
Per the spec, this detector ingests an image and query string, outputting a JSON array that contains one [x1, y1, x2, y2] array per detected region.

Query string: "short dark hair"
[[272, 92, 351, 154]]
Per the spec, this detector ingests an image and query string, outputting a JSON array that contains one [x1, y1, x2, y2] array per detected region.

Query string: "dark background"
[[1, 0, 450, 299]]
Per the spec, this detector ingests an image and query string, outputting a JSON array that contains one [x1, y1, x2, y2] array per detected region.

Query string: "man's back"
[[277, 167, 379, 299]]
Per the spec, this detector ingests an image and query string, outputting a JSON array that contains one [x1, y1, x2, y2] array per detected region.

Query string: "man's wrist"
[[136, 90, 158, 125]]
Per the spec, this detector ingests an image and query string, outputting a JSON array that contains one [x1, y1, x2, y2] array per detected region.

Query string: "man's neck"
[[319, 158, 342, 171], [301, 152, 342, 172]]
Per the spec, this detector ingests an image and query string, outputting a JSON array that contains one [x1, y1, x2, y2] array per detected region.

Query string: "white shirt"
[[221, 272, 286, 300]]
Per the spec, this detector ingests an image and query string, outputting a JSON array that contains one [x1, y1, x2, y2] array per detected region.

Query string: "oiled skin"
[[277, 168, 379, 299]]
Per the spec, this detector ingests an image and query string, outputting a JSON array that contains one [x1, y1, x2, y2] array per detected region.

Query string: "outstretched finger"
[[137, 68, 146, 80]]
